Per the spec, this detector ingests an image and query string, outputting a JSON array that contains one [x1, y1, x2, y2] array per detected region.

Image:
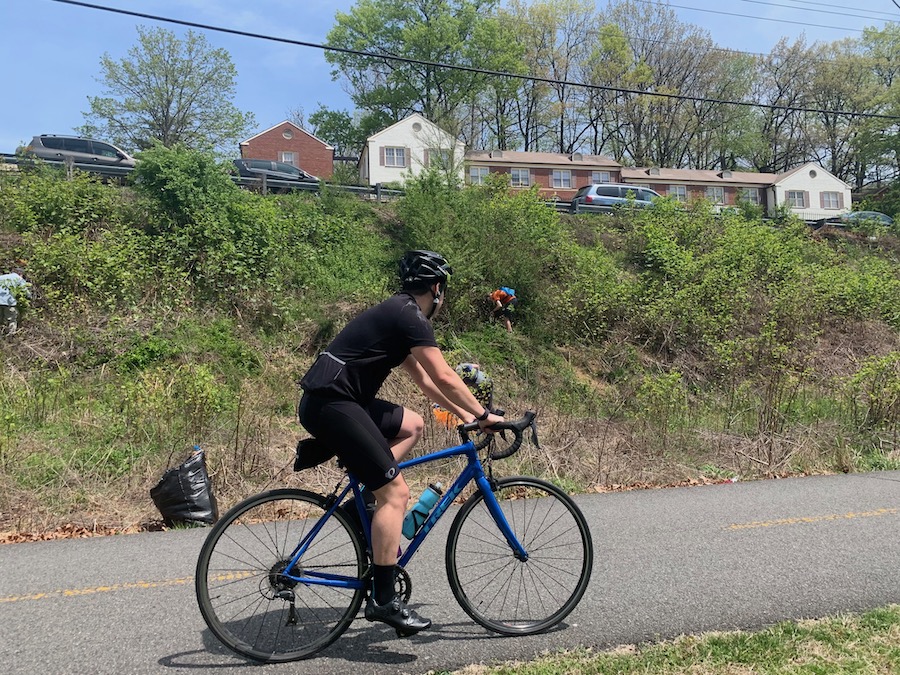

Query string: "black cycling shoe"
[[364, 595, 431, 636]]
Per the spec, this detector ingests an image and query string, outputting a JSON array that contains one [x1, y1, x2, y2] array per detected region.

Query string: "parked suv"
[[570, 183, 660, 212], [19, 135, 137, 167], [232, 159, 318, 184]]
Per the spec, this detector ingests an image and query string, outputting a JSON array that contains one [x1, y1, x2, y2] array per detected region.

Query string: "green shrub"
[[846, 352, 900, 431], [0, 167, 124, 234]]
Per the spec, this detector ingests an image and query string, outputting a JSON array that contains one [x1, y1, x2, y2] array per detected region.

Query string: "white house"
[[767, 162, 852, 222], [359, 113, 465, 186]]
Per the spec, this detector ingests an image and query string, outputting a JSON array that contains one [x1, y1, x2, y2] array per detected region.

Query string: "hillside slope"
[[1, 147, 899, 534]]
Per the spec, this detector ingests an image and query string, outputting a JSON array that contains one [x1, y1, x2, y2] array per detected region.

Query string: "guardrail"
[[0, 153, 406, 201]]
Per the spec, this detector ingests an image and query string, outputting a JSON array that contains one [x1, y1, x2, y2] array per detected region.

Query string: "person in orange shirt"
[[489, 286, 517, 333]]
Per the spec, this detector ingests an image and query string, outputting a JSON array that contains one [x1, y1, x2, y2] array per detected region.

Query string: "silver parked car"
[[570, 183, 660, 212], [19, 135, 137, 167], [836, 211, 894, 227]]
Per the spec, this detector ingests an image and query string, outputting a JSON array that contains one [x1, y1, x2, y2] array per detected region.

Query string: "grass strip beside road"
[[452, 605, 900, 674]]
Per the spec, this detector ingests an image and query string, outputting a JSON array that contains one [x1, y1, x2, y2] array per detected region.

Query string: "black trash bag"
[[150, 449, 219, 527], [294, 437, 336, 471]]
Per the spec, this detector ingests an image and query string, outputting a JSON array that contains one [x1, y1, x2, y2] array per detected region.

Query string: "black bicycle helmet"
[[399, 250, 453, 287]]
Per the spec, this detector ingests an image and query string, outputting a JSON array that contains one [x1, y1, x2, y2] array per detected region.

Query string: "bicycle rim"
[[195, 488, 366, 662], [445, 477, 593, 635]]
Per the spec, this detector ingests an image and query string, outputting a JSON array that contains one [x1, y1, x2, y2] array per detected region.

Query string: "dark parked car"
[[232, 159, 318, 185], [18, 134, 136, 167], [570, 183, 660, 212]]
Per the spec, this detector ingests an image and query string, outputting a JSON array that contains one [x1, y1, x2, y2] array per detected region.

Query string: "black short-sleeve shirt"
[[300, 293, 437, 405]]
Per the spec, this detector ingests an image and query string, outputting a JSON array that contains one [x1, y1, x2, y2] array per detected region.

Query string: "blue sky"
[[0, 0, 896, 155]]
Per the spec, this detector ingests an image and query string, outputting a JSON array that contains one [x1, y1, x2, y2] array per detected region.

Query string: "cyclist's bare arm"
[[405, 349, 503, 428]]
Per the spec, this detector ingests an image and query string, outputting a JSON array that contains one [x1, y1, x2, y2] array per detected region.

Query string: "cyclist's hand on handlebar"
[[478, 411, 504, 431]]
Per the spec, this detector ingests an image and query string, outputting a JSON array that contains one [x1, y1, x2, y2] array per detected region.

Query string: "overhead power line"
[[741, 0, 896, 21], [634, 0, 868, 33], [782, 0, 899, 19], [49, 0, 900, 122]]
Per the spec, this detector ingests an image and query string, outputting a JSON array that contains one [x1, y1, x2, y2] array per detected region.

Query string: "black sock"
[[373, 564, 395, 605]]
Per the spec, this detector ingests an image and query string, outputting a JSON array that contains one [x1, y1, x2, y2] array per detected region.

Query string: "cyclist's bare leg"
[[388, 407, 424, 461], [371, 475, 409, 565], [367, 473, 431, 632]]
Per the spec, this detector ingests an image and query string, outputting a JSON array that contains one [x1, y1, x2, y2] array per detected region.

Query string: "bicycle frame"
[[279, 437, 528, 591]]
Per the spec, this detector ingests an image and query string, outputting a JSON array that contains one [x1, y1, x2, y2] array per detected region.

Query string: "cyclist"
[[297, 250, 503, 635], [489, 286, 517, 333]]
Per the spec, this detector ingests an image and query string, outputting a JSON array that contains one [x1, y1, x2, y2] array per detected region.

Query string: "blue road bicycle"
[[195, 411, 593, 662]]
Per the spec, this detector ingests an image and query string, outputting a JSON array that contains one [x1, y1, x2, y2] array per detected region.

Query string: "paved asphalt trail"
[[1, 471, 898, 674]]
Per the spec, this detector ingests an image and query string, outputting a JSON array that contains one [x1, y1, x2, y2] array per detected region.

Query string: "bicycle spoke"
[[446, 477, 592, 635], [196, 490, 366, 662]]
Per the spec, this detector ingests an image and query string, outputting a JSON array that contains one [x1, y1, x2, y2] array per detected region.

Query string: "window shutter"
[[820, 193, 825, 208], [839, 193, 844, 208], [424, 149, 430, 168], [405, 147, 410, 168], [803, 191, 810, 208], [379, 147, 385, 166]]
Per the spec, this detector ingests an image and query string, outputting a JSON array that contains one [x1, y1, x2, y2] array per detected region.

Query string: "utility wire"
[[737, 0, 893, 22], [633, 0, 868, 33], [49, 0, 900, 121], [782, 0, 899, 19]]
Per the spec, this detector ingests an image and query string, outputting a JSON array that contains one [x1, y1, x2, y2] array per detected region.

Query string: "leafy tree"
[[81, 26, 255, 155], [854, 25, 900, 189], [806, 40, 880, 187], [746, 37, 817, 172], [307, 106, 367, 157], [325, 0, 507, 127]]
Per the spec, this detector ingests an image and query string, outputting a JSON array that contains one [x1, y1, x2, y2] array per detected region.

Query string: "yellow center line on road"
[[728, 507, 898, 531], [0, 571, 255, 604]]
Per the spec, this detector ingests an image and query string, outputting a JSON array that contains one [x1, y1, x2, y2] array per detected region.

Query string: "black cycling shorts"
[[298, 392, 404, 490], [500, 297, 518, 318]]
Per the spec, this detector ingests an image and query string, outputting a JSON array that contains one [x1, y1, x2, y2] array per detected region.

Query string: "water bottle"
[[402, 482, 443, 539]]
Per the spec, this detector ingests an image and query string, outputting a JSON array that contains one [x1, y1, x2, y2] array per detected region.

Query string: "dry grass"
[[2, 310, 898, 540]]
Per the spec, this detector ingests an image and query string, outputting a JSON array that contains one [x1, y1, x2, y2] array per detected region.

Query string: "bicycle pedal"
[[395, 628, 416, 638]]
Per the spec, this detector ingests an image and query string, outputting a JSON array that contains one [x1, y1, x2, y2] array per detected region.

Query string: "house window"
[[384, 146, 406, 167], [822, 191, 840, 209], [738, 188, 760, 204], [591, 171, 610, 183], [786, 190, 806, 208], [511, 168, 530, 187], [706, 186, 725, 204], [469, 166, 489, 185], [278, 151, 296, 166], [669, 185, 687, 202], [427, 148, 453, 168], [552, 169, 572, 189], [282, 129, 294, 140]]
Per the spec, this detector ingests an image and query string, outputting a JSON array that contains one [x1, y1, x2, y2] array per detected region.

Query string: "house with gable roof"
[[622, 162, 850, 221], [359, 113, 466, 186], [239, 120, 334, 180], [769, 162, 852, 222]]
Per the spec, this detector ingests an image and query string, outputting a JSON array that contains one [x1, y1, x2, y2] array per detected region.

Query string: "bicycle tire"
[[445, 476, 593, 635], [195, 488, 367, 662]]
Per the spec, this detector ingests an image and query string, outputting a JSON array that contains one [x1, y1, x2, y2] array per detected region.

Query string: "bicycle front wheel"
[[195, 488, 367, 662], [445, 476, 593, 635]]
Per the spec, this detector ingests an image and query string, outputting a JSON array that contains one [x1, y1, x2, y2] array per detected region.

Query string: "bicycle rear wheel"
[[195, 488, 367, 662], [445, 476, 593, 635]]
